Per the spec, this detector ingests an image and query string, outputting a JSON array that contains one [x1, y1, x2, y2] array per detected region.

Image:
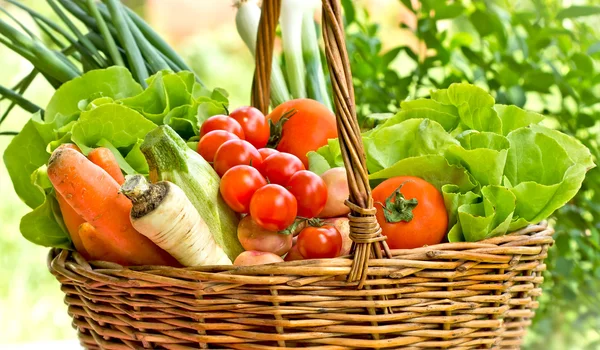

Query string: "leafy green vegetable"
[[19, 192, 71, 249], [45, 66, 143, 122], [71, 103, 157, 154], [495, 105, 544, 135], [364, 118, 459, 172]]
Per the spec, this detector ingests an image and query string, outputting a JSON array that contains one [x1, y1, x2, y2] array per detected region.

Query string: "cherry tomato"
[[213, 139, 263, 177], [296, 225, 342, 259], [287, 170, 328, 217], [250, 184, 297, 231], [200, 115, 245, 139], [229, 106, 270, 149], [220, 165, 267, 213], [197, 130, 240, 163], [372, 176, 448, 249], [261, 152, 305, 185], [257, 148, 278, 159]]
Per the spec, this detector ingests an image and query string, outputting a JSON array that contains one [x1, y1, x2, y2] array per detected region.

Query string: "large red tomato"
[[372, 176, 448, 249], [267, 99, 337, 167]]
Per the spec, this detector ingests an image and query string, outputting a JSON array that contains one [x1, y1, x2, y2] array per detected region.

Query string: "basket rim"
[[48, 221, 554, 280]]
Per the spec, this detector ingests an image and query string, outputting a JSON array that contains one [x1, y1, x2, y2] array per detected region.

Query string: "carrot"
[[57, 143, 81, 153], [88, 147, 125, 185], [56, 192, 89, 258], [48, 147, 179, 266], [78, 223, 129, 265]]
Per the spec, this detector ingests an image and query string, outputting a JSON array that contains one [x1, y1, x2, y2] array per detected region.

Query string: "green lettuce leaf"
[[442, 184, 480, 229], [381, 108, 460, 132], [432, 83, 502, 133], [364, 119, 459, 172], [164, 105, 199, 139], [20, 192, 71, 249], [495, 104, 544, 135], [125, 139, 150, 174], [307, 151, 333, 176], [71, 103, 157, 154], [457, 185, 516, 242], [369, 155, 476, 193], [45, 66, 143, 122], [504, 126, 589, 223], [445, 131, 510, 186]]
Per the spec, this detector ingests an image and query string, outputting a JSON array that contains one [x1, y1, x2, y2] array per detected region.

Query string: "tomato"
[[220, 165, 267, 213], [287, 170, 328, 217], [257, 148, 278, 159], [229, 106, 269, 149], [372, 176, 448, 249], [213, 139, 263, 177], [261, 152, 305, 185], [250, 184, 297, 231], [296, 225, 342, 259], [267, 99, 337, 167], [197, 130, 240, 163], [200, 115, 245, 139]]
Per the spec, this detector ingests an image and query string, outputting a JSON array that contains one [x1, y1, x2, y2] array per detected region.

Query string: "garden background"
[[0, 0, 598, 349]]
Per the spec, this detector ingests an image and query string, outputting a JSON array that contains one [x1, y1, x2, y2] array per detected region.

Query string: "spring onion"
[[302, 12, 332, 110]]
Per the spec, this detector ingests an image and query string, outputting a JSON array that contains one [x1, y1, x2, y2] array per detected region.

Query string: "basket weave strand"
[[45, 0, 556, 348]]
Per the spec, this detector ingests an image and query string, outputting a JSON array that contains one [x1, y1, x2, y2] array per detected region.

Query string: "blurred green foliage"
[[343, 0, 600, 348]]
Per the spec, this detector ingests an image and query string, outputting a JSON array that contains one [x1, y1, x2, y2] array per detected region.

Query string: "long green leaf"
[[0, 85, 42, 113], [0, 70, 38, 126], [33, 17, 67, 48], [557, 5, 600, 19], [0, 6, 38, 39], [124, 14, 169, 73], [46, 0, 106, 67], [105, 0, 148, 85], [85, 0, 123, 66]]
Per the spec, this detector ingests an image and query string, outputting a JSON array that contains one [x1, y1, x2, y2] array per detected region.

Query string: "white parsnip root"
[[121, 175, 232, 266]]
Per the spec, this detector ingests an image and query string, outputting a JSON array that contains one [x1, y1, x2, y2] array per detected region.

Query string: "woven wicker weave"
[[47, 0, 555, 349]]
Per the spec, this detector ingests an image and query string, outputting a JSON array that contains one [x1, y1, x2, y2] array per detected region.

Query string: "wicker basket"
[[48, 0, 555, 349]]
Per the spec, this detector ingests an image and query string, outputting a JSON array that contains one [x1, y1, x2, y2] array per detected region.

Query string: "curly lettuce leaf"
[[442, 184, 480, 230], [71, 104, 157, 154], [432, 83, 502, 133], [369, 155, 476, 193], [457, 185, 516, 242], [445, 131, 510, 186], [504, 126, 590, 224], [45, 66, 143, 122], [495, 104, 544, 135], [364, 119, 459, 172]]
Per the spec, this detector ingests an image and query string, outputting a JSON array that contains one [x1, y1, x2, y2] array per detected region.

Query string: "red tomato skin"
[[258, 148, 278, 159], [250, 184, 297, 231], [267, 99, 337, 167], [200, 115, 245, 139], [372, 176, 448, 249], [287, 170, 328, 217], [197, 130, 240, 163], [261, 152, 305, 185], [220, 165, 267, 213], [229, 106, 270, 149], [297, 226, 342, 259], [213, 139, 263, 177]]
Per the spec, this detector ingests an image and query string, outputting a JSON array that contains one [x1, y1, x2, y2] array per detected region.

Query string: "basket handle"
[[251, 0, 391, 288]]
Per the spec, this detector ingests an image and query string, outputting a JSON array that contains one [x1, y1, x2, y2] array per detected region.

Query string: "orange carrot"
[[57, 143, 82, 153], [78, 223, 130, 265], [47, 147, 179, 266], [88, 147, 125, 185], [56, 192, 89, 258]]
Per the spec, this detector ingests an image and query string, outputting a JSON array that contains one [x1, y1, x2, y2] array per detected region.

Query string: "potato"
[[234, 251, 284, 266], [284, 244, 304, 261], [237, 216, 292, 256], [323, 217, 351, 255], [318, 167, 350, 218]]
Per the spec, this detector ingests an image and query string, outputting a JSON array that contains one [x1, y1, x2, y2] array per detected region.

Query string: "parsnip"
[[121, 175, 231, 266]]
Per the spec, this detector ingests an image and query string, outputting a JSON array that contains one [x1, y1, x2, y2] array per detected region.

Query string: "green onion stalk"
[[234, 0, 290, 107], [301, 12, 332, 111]]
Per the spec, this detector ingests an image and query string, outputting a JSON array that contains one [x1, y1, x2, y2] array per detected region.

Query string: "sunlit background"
[[1, 0, 599, 349]]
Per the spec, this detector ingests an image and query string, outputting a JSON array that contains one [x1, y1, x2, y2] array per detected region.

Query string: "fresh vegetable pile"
[[3, 65, 594, 267], [309, 83, 595, 244]]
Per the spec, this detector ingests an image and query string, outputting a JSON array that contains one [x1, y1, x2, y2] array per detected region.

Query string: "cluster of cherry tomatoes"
[[196, 105, 345, 262]]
